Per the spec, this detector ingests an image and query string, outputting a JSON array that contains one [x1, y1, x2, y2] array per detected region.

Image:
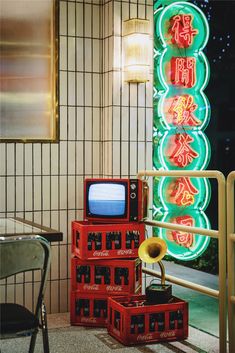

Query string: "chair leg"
[[41, 302, 50, 353], [29, 330, 38, 353]]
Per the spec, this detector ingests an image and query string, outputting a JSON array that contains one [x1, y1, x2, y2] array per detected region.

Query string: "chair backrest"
[[0, 235, 51, 317]]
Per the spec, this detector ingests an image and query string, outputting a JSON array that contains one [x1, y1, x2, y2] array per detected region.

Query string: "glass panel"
[[0, 0, 58, 141], [0, 218, 47, 235]]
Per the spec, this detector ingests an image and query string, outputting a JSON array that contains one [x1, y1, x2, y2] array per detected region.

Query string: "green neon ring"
[[155, 210, 211, 261]]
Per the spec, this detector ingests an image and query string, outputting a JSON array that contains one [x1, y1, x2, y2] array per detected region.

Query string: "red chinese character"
[[168, 95, 200, 126], [170, 133, 199, 168], [171, 57, 196, 88], [169, 14, 198, 48], [171, 215, 194, 248], [170, 177, 199, 206]]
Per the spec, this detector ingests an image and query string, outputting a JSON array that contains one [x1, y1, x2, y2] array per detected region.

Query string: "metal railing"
[[227, 171, 235, 353], [137, 170, 227, 353]]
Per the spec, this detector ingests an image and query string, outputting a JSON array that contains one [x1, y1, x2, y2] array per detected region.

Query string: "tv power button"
[[130, 192, 136, 199]]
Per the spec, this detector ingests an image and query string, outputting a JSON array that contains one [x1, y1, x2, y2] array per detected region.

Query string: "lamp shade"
[[123, 18, 151, 83]]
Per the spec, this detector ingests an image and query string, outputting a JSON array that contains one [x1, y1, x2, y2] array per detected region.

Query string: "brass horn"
[[138, 237, 167, 285], [138, 237, 167, 264]]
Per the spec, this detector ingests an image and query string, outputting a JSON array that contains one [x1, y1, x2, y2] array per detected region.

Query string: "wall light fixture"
[[123, 18, 150, 83]]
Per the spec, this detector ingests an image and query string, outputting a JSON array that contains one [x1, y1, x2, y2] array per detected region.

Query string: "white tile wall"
[[0, 0, 153, 313]]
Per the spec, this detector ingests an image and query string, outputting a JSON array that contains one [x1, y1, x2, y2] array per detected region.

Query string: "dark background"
[[202, 0, 235, 175], [196, 0, 235, 230]]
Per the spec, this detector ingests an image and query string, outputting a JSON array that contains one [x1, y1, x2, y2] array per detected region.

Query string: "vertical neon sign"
[[153, 1, 211, 261]]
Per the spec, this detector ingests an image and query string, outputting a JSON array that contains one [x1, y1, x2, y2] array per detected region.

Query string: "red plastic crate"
[[107, 294, 188, 345], [71, 220, 145, 260], [71, 257, 142, 296], [70, 291, 109, 327]]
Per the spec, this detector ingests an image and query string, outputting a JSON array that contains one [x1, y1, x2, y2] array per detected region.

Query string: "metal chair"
[[0, 235, 51, 353]]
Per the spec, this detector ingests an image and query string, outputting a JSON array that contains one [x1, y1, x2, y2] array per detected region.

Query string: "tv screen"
[[88, 183, 126, 216]]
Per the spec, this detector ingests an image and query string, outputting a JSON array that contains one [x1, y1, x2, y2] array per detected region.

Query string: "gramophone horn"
[[138, 237, 167, 264], [139, 237, 172, 303]]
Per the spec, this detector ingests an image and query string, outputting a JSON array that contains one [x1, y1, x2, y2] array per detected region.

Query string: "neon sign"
[[169, 133, 199, 168], [168, 95, 200, 126], [169, 14, 198, 48], [153, 0, 211, 261], [169, 177, 199, 206], [171, 57, 196, 88], [171, 215, 194, 248]]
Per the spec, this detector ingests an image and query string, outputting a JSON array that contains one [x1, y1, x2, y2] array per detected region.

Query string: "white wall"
[[0, 0, 153, 313]]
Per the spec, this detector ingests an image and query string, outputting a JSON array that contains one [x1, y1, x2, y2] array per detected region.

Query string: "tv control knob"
[[130, 192, 136, 199], [130, 183, 136, 190]]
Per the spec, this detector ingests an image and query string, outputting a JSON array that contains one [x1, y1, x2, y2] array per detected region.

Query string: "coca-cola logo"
[[137, 333, 153, 341], [160, 331, 176, 338], [117, 249, 133, 255], [93, 250, 109, 257], [81, 317, 97, 323], [106, 285, 122, 292], [112, 328, 121, 337], [83, 284, 99, 291]]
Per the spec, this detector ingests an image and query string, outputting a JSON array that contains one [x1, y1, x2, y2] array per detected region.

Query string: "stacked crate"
[[70, 220, 145, 327], [107, 294, 188, 345]]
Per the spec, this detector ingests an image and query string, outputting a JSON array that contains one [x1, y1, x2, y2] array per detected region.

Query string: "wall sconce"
[[123, 18, 151, 83]]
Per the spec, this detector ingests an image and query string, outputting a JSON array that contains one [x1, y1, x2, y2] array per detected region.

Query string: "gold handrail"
[[144, 219, 218, 238], [142, 267, 219, 298], [137, 170, 227, 353]]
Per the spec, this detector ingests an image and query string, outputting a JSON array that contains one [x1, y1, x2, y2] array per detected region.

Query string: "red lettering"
[[169, 14, 198, 48]]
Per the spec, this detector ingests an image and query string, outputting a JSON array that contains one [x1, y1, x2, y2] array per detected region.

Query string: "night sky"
[[191, 0, 235, 228], [193, 0, 235, 175]]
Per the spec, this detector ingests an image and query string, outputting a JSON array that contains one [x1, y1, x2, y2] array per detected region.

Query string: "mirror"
[[0, 0, 58, 142]]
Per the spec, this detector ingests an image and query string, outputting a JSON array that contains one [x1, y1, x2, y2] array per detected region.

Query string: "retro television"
[[84, 178, 149, 223]]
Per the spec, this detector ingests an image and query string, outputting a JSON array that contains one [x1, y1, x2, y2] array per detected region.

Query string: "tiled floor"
[[0, 312, 223, 353]]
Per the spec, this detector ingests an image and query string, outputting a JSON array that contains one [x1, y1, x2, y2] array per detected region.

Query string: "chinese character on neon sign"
[[170, 133, 199, 168], [169, 177, 199, 206], [168, 95, 200, 126], [169, 14, 198, 48], [171, 215, 194, 248], [171, 57, 196, 88]]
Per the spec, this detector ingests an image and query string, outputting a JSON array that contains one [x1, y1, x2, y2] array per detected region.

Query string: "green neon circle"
[[154, 50, 210, 102], [153, 210, 211, 261], [153, 176, 211, 213], [154, 1, 209, 52], [153, 130, 211, 171], [154, 89, 211, 132]]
